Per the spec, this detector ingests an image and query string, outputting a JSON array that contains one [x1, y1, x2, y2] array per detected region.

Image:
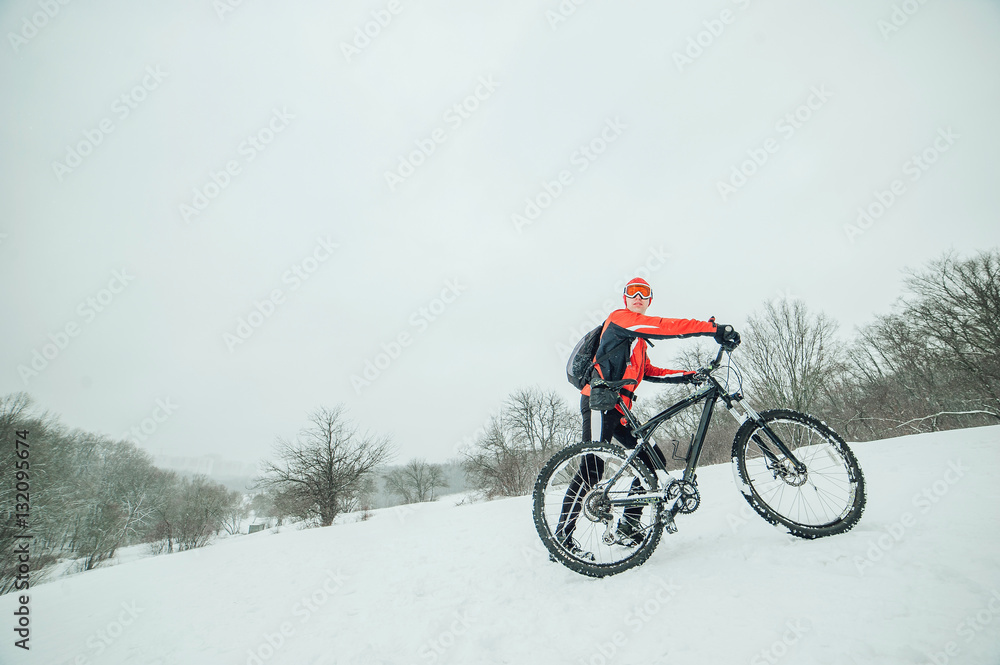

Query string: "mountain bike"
[[532, 343, 866, 577]]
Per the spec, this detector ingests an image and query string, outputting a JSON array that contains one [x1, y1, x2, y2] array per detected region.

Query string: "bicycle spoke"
[[734, 411, 865, 536], [534, 442, 662, 575]]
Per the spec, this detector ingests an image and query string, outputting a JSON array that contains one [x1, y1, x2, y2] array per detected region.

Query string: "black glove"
[[685, 370, 708, 385], [713, 324, 741, 350]]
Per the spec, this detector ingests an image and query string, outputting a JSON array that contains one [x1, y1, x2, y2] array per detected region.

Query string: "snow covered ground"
[[3, 426, 999, 665]]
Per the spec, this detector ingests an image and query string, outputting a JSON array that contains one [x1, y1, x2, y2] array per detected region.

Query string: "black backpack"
[[566, 324, 604, 390], [565, 321, 636, 391]]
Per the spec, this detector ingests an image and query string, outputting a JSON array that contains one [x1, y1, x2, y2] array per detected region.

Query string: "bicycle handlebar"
[[694, 344, 728, 377]]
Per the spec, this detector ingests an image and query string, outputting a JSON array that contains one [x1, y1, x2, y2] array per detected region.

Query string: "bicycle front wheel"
[[532, 441, 662, 577], [732, 409, 865, 538]]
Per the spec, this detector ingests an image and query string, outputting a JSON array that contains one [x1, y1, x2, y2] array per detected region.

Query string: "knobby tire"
[[731, 409, 866, 538], [533, 441, 662, 578]]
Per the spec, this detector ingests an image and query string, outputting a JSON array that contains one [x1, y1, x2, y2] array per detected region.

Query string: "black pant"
[[580, 394, 667, 471], [556, 399, 666, 542]]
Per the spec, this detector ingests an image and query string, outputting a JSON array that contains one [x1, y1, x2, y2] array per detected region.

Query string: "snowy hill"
[[3, 426, 999, 665]]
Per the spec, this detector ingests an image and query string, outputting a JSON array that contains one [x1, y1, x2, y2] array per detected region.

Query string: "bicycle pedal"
[[659, 507, 679, 534]]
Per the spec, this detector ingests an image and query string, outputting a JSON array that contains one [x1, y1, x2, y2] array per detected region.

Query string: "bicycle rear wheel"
[[731, 409, 865, 538], [532, 441, 662, 577]]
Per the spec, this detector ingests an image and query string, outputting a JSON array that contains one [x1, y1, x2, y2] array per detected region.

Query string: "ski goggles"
[[624, 283, 652, 299]]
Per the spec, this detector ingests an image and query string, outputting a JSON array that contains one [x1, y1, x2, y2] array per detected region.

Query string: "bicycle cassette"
[[666, 479, 700, 514]]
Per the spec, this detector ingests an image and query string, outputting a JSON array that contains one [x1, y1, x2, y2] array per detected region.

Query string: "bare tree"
[[835, 249, 1000, 438], [0, 393, 32, 593], [463, 416, 534, 498], [247, 491, 279, 527], [0, 393, 247, 584], [902, 249, 1000, 416], [502, 388, 576, 459], [254, 406, 394, 526], [219, 491, 249, 535], [384, 459, 447, 504], [462, 387, 576, 498], [68, 438, 183, 568], [147, 469, 182, 553], [742, 298, 845, 415], [173, 476, 238, 550]]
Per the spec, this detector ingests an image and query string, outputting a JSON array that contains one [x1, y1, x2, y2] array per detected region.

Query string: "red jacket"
[[582, 309, 717, 411]]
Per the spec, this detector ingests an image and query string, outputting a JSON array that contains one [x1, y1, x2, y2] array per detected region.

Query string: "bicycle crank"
[[666, 479, 701, 514]]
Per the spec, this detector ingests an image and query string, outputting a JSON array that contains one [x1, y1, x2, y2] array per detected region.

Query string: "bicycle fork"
[[724, 394, 807, 475]]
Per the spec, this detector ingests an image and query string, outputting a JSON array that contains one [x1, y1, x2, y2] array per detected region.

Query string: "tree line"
[[0, 400, 455, 594], [0, 393, 245, 594]]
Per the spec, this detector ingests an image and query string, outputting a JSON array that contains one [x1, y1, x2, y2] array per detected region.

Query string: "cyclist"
[[556, 277, 739, 559]]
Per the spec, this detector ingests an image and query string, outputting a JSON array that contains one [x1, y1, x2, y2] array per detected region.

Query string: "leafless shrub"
[[253, 406, 394, 527]]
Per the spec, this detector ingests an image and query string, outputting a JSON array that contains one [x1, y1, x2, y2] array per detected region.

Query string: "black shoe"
[[565, 537, 596, 561], [616, 517, 644, 547], [552, 533, 595, 562]]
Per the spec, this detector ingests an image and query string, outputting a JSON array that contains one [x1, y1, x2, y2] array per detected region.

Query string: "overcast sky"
[[2, 0, 998, 470]]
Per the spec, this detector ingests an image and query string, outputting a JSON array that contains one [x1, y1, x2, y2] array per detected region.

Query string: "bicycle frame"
[[596, 349, 807, 510], [618, 381, 719, 481]]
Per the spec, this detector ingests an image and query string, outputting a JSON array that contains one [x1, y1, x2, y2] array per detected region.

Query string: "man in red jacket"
[[556, 277, 736, 559], [580, 276, 719, 440]]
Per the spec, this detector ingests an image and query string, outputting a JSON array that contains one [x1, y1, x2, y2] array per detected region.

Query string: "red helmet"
[[623, 277, 652, 305]]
